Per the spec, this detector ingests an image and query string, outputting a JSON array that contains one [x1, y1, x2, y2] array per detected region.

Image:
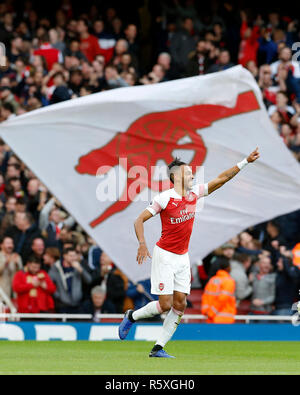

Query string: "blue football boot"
[[149, 349, 175, 358], [119, 310, 135, 340]]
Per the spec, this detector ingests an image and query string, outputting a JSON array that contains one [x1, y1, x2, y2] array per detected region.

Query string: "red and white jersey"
[[34, 43, 63, 71], [146, 184, 208, 255]]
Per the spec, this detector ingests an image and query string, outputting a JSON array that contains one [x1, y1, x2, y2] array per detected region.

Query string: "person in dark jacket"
[[106, 266, 126, 314], [80, 285, 116, 321], [207, 50, 235, 73], [91, 251, 127, 313], [274, 257, 300, 316], [5, 212, 42, 262], [185, 39, 211, 77], [262, 221, 287, 266], [170, 17, 198, 72]]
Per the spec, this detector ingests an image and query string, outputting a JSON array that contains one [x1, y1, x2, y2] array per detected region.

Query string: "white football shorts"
[[151, 245, 191, 295]]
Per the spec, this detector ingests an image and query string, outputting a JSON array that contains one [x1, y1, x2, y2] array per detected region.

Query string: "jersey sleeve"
[[146, 193, 169, 217], [192, 183, 209, 199]]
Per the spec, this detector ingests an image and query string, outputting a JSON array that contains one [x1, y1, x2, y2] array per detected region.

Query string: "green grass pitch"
[[0, 341, 299, 375]]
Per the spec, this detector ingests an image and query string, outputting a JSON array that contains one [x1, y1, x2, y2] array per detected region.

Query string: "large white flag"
[[1, 65, 300, 281]]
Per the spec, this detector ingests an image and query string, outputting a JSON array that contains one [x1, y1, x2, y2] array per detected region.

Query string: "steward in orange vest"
[[201, 260, 236, 323], [292, 243, 300, 269]]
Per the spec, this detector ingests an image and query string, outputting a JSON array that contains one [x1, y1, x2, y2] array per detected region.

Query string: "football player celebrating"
[[119, 148, 260, 357]]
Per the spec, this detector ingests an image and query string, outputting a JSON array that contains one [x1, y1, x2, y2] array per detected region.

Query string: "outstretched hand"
[[247, 147, 260, 163]]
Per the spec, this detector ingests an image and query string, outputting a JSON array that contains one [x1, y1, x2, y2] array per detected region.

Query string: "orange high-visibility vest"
[[201, 270, 236, 324], [293, 244, 300, 268]]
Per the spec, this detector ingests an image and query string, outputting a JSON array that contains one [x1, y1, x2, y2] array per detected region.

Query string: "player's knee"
[[173, 300, 187, 313], [159, 300, 172, 312]]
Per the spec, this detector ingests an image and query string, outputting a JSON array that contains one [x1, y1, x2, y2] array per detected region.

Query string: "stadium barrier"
[[0, 314, 299, 341], [0, 313, 295, 322]]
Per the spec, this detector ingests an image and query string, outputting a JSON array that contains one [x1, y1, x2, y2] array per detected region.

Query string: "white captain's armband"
[[146, 191, 170, 216], [237, 158, 248, 170], [146, 199, 162, 216]]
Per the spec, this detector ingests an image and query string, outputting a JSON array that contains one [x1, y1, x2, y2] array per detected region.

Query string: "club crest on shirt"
[[159, 283, 164, 291]]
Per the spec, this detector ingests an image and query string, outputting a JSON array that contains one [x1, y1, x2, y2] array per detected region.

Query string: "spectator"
[[268, 91, 297, 120], [104, 65, 129, 89], [157, 52, 180, 81], [140, 64, 167, 85], [30, 237, 45, 266], [170, 17, 198, 72], [261, 221, 287, 263], [257, 27, 277, 65], [80, 285, 116, 320], [208, 243, 236, 278], [207, 49, 234, 73], [5, 212, 42, 262], [99, 252, 127, 313], [0, 196, 16, 223], [1, 102, 15, 121], [258, 64, 281, 107], [230, 253, 253, 302], [185, 39, 210, 77], [124, 24, 139, 58], [87, 243, 102, 271], [49, 28, 66, 54], [0, 86, 19, 112], [250, 256, 276, 314], [274, 256, 300, 316], [33, 32, 63, 71], [26, 178, 47, 221], [0, 12, 14, 47], [113, 39, 137, 69], [0, 236, 22, 298], [238, 11, 260, 67], [237, 231, 262, 256], [270, 46, 300, 80], [201, 259, 236, 323], [43, 247, 60, 271], [77, 18, 111, 64], [39, 197, 75, 246], [13, 255, 56, 313], [50, 72, 73, 104], [49, 247, 92, 313]]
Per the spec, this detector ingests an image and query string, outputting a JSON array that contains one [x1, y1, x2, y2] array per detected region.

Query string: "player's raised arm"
[[207, 148, 260, 195], [134, 210, 153, 265]]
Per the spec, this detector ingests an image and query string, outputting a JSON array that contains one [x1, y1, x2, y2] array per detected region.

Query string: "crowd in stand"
[[0, 0, 299, 320]]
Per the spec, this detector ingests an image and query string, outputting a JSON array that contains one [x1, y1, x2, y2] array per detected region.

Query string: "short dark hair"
[[63, 247, 76, 255], [78, 18, 89, 28], [41, 32, 50, 43], [236, 253, 251, 264], [31, 237, 44, 246], [26, 255, 41, 265], [7, 163, 21, 171], [45, 247, 60, 261], [219, 257, 230, 271], [16, 197, 26, 205], [167, 157, 187, 184], [277, 90, 288, 99], [2, 102, 14, 114]]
